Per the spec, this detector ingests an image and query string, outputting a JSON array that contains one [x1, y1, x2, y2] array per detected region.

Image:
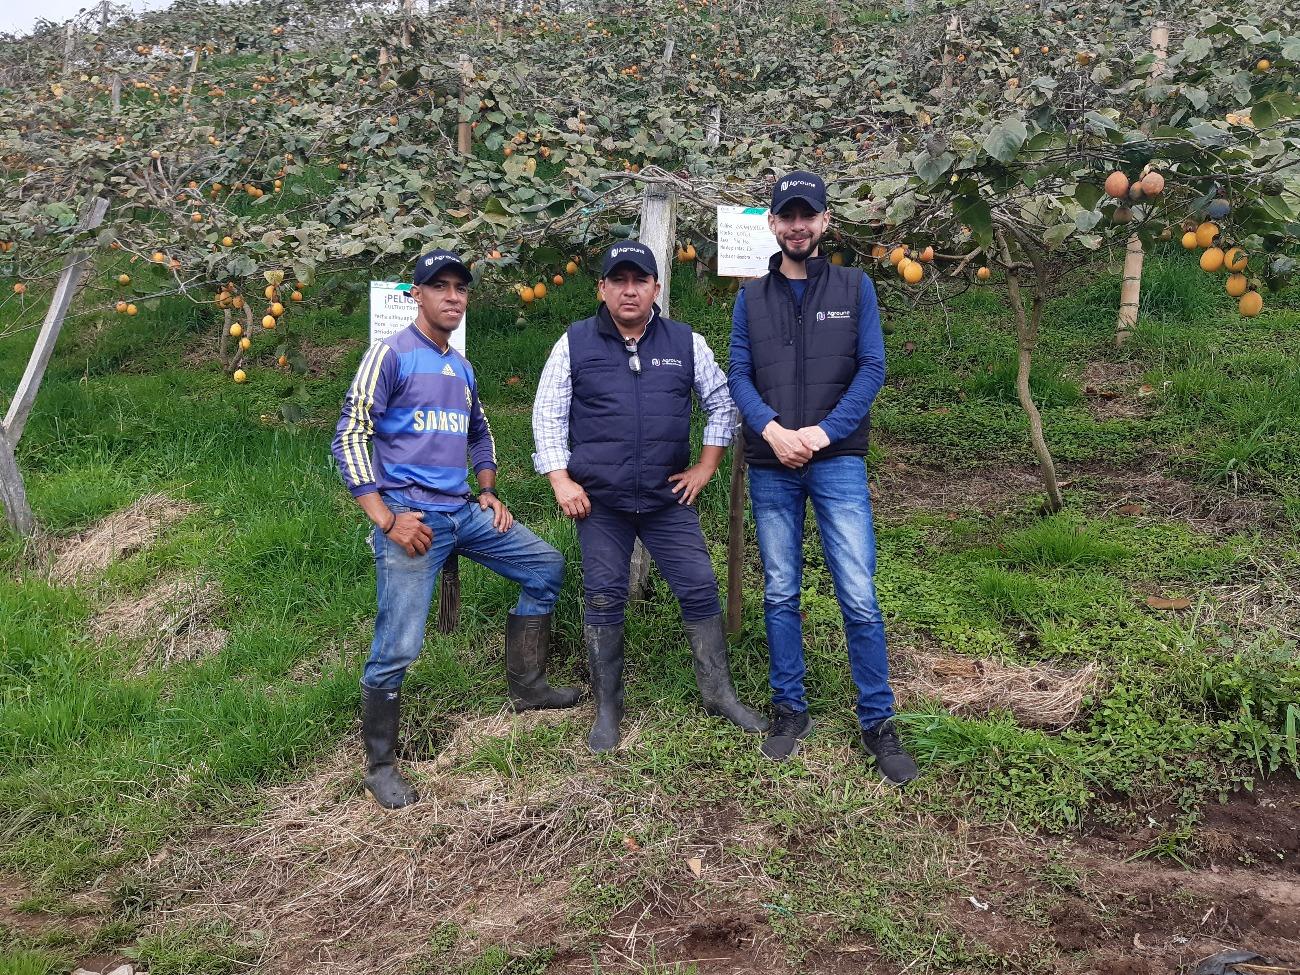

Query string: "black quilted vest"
[[567, 305, 695, 512], [740, 253, 870, 466]]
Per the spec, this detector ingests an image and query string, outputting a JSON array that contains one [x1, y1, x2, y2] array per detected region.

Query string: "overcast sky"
[[2, 0, 184, 38]]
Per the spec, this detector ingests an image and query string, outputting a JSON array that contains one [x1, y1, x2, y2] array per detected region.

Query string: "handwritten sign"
[[369, 281, 466, 354], [716, 206, 778, 278]]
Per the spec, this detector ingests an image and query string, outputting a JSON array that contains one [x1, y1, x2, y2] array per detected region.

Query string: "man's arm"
[[728, 287, 812, 468], [668, 333, 736, 505], [331, 344, 431, 555], [466, 377, 513, 532], [531, 335, 590, 519], [800, 274, 886, 450]]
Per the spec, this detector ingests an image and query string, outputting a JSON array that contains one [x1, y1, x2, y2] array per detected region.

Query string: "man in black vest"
[[727, 171, 918, 784], [532, 241, 767, 752]]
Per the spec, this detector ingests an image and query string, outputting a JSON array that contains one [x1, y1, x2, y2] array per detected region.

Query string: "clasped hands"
[[762, 420, 830, 468]]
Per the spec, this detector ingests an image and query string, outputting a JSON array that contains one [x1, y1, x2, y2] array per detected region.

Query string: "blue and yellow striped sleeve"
[[331, 343, 393, 497]]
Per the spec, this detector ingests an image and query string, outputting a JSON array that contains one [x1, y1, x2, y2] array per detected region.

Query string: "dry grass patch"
[[90, 573, 227, 673], [146, 710, 779, 974], [897, 648, 1099, 730], [46, 494, 196, 586]]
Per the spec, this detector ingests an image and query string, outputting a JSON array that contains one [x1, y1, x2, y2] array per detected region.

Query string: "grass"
[[0, 245, 1298, 971]]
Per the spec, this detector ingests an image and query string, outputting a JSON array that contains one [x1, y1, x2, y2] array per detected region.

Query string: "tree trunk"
[[0, 431, 34, 536], [997, 231, 1063, 513]]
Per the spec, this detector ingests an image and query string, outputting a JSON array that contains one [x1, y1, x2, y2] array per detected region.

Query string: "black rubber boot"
[[684, 614, 770, 733], [585, 623, 625, 753], [505, 612, 581, 711], [360, 683, 420, 810]]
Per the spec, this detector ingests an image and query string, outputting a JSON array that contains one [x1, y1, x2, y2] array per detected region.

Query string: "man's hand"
[[387, 511, 433, 557], [763, 420, 814, 469], [478, 491, 514, 532], [547, 471, 591, 520], [795, 425, 831, 453], [668, 461, 717, 506]]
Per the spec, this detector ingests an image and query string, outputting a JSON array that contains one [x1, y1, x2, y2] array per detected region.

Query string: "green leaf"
[[1043, 223, 1074, 250], [1075, 182, 1103, 211], [955, 195, 993, 245], [982, 118, 1027, 163]]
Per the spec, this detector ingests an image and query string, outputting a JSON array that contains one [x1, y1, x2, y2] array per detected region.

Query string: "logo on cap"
[[424, 256, 437, 266], [780, 180, 789, 191], [611, 246, 639, 257]]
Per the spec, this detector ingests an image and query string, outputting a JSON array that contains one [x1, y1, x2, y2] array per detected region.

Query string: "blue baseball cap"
[[771, 171, 827, 214], [412, 249, 473, 286], [601, 240, 658, 279]]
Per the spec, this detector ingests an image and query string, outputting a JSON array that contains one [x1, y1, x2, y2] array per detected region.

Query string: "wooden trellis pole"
[[0, 198, 110, 536]]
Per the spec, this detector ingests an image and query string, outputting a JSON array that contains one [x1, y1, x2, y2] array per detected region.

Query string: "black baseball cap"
[[771, 171, 827, 214], [412, 248, 473, 286], [601, 240, 658, 279]]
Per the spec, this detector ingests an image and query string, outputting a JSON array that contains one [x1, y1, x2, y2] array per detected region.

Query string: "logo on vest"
[[816, 310, 851, 321], [651, 357, 682, 368]]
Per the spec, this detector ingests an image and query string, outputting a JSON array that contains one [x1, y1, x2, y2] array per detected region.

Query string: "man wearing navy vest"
[[728, 172, 918, 784], [532, 241, 767, 752]]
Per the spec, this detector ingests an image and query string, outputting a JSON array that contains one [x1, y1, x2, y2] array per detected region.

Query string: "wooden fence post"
[[0, 197, 109, 536], [110, 73, 121, 116], [624, 182, 679, 598], [62, 23, 76, 78], [181, 49, 201, 116], [1116, 21, 1169, 347], [725, 426, 746, 636]]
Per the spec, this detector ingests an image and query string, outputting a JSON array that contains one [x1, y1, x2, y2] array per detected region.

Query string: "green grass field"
[[1, 245, 1298, 974]]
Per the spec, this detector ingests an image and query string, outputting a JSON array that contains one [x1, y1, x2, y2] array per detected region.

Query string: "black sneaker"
[[860, 718, 918, 785], [760, 705, 813, 761]]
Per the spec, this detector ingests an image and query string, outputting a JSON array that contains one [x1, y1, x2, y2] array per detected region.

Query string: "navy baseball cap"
[[771, 171, 827, 214], [412, 249, 473, 286], [601, 240, 658, 279]]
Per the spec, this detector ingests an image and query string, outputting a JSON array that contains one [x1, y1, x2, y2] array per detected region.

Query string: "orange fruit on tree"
[[152, 251, 165, 263], [1238, 291, 1262, 316], [1225, 274, 1248, 297], [870, 244, 887, 260], [13, 282, 26, 294], [1181, 231, 1198, 250], [1223, 247, 1247, 272], [115, 300, 128, 313], [262, 315, 277, 329], [117, 273, 130, 284], [290, 290, 302, 302], [277, 354, 288, 367], [1256, 58, 1270, 72], [918, 246, 935, 262], [264, 285, 276, 299], [889, 245, 908, 266], [902, 261, 924, 284], [270, 302, 285, 316], [534, 282, 547, 299], [1195, 221, 1219, 248], [239, 336, 251, 350], [976, 266, 991, 281], [233, 369, 247, 383], [553, 274, 564, 286], [222, 236, 233, 246], [1200, 247, 1225, 272], [566, 260, 578, 274], [230, 323, 243, 337], [1140, 171, 1165, 196], [519, 285, 535, 303], [126, 303, 138, 315], [1104, 171, 1129, 198]]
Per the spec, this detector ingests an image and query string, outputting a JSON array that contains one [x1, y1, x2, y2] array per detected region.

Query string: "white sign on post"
[[369, 281, 467, 354], [716, 205, 779, 278]]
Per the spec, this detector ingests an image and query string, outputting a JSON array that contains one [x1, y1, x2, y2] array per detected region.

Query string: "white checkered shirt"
[[532, 330, 738, 475]]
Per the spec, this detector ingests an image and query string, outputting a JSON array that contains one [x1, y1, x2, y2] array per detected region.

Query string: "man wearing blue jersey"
[[333, 249, 578, 810]]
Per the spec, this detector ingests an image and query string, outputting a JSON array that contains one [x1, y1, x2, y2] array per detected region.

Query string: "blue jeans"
[[748, 454, 895, 728], [363, 501, 565, 689]]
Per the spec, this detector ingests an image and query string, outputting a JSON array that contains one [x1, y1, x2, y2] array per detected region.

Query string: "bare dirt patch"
[[89, 573, 228, 672], [1079, 359, 1155, 421], [46, 495, 196, 586], [871, 458, 1044, 521]]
